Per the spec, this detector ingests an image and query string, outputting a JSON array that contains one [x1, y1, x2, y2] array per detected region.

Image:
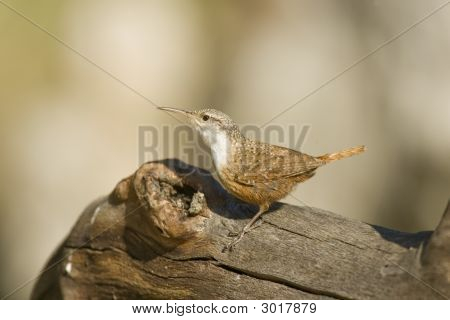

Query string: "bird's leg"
[[225, 203, 269, 251], [228, 219, 263, 237]]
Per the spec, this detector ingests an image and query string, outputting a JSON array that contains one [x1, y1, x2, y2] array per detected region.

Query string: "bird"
[[158, 107, 366, 250]]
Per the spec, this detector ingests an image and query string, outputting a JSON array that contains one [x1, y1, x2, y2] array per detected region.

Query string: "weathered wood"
[[31, 160, 450, 299]]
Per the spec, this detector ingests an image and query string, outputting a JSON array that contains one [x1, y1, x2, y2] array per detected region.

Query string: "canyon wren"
[[159, 107, 366, 250]]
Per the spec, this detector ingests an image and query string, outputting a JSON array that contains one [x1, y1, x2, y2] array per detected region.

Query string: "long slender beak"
[[158, 107, 193, 117]]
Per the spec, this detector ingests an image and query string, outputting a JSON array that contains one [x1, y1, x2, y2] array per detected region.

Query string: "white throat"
[[198, 128, 230, 170]]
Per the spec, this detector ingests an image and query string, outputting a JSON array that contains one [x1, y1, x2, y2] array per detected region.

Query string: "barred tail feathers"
[[317, 145, 366, 163]]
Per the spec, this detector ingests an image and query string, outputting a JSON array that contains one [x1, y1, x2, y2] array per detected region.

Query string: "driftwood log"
[[32, 160, 450, 299]]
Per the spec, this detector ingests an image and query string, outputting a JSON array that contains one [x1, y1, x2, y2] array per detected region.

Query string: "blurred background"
[[1, 0, 449, 299]]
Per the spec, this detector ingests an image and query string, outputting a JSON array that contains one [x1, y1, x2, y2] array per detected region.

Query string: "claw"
[[222, 242, 234, 252]]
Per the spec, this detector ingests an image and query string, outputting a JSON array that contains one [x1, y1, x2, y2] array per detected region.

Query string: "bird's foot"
[[223, 232, 244, 252], [227, 219, 263, 237], [223, 220, 264, 252]]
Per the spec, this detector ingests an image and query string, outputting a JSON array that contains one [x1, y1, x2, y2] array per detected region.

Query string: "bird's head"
[[158, 107, 240, 147]]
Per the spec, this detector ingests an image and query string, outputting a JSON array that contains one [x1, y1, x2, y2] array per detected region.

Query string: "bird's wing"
[[231, 140, 322, 186]]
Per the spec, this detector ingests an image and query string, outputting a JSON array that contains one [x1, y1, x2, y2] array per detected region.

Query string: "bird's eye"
[[202, 114, 210, 121]]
